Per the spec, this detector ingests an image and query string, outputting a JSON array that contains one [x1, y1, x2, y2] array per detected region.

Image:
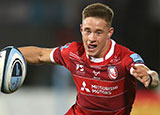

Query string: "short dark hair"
[[82, 3, 114, 27]]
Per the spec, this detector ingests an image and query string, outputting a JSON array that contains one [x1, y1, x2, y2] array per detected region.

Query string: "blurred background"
[[0, 0, 159, 115]]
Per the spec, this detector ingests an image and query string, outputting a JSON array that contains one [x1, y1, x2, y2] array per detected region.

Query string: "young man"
[[19, 3, 159, 115]]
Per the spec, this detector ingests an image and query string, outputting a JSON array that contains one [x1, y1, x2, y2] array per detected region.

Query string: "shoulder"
[[114, 42, 144, 64], [60, 41, 83, 52], [51, 42, 84, 65], [114, 42, 134, 57], [59, 41, 84, 57]]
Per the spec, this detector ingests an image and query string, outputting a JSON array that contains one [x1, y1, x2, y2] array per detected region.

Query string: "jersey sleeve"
[[118, 44, 144, 75], [125, 52, 144, 74], [50, 43, 72, 68]]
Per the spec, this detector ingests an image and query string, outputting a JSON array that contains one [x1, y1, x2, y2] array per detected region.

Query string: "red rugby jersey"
[[50, 39, 144, 115]]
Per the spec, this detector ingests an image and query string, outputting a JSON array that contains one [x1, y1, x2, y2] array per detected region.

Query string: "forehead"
[[83, 17, 107, 29]]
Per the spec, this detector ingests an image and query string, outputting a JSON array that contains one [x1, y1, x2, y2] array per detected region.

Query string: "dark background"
[[0, 0, 159, 88]]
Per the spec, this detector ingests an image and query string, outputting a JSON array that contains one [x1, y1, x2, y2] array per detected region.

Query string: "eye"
[[97, 30, 102, 35], [84, 28, 91, 34]]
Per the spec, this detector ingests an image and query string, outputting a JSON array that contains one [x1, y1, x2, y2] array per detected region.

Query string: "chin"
[[87, 52, 97, 57]]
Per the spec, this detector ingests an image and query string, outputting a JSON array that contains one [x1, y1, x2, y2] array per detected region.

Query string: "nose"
[[88, 33, 96, 43]]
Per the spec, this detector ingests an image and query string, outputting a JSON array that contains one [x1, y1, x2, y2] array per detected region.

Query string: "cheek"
[[98, 36, 106, 43], [82, 34, 87, 42], [100, 40, 106, 47], [82, 37, 87, 47], [98, 37, 107, 47]]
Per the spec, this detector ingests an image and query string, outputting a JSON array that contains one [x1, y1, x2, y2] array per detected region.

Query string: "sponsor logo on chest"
[[80, 80, 119, 96], [81, 81, 91, 93]]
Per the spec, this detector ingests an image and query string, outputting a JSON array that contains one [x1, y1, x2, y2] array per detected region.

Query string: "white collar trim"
[[105, 39, 116, 60], [90, 56, 104, 63]]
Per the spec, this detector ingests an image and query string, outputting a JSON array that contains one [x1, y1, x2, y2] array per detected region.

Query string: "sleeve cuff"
[[50, 47, 58, 63]]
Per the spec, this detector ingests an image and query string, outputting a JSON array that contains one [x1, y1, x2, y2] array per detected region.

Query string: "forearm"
[[18, 46, 47, 64]]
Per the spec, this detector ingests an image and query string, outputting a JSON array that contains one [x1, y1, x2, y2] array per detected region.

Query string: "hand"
[[131, 64, 151, 87]]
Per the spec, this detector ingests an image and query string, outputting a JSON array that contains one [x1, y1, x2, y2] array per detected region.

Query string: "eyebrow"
[[96, 29, 103, 32], [84, 27, 90, 31], [83, 26, 105, 33]]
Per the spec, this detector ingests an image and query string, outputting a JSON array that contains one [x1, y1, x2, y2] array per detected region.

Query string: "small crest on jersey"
[[108, 66, 118, 80], [130, 53, 144, 63]]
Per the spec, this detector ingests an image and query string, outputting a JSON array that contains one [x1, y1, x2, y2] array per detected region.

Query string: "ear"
[[107, 27, 114, 38], [80, 24, 83, 32]]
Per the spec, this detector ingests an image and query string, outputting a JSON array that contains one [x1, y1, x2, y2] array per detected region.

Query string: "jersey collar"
[[86, 39, 116, 63]]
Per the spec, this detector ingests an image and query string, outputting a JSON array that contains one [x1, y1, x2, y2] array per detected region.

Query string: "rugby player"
[[19, 3, 159, 115]]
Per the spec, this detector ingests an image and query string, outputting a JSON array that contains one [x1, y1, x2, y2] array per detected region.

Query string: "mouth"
[[87, 44, 97, 51]]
